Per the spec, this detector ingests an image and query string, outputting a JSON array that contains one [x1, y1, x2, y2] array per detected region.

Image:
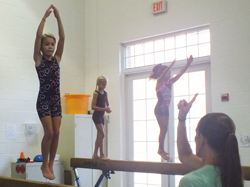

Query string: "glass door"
[[125, 63, 211, 187]]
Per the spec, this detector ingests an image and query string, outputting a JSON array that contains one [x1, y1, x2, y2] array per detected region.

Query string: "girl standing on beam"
[[92, 76, 112, 160], [149, 56, 193, 160], [33, 5, 65, 180]]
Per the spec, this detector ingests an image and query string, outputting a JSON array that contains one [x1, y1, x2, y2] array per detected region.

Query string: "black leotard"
[[92, 90, 106, 125], [36, 56, 61, 119]]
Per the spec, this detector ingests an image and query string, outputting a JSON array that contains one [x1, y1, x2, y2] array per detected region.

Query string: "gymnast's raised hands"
[[177, 94, 203, 170]]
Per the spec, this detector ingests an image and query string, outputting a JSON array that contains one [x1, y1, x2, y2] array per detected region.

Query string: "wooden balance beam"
[[70, 158, 192, 175], [70, 158, 250, 187], [0, 176, 74, 187]]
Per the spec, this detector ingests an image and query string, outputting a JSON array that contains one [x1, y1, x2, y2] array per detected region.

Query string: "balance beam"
[[70, 158, 250, 180], [70, 158, 192, 175], [0, 176, 73, 187]]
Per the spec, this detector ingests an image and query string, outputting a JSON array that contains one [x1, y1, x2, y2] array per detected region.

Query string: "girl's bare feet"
[[48, 164, 55, 180], [157, 151, 170, 160], [92, 155, 100, 159], [41, 164, 54, 180], [100, 155, 110, 160]]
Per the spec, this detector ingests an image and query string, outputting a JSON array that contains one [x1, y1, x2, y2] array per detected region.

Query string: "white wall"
[[0, 0, 85, 177], [84, 0, 250, 186]]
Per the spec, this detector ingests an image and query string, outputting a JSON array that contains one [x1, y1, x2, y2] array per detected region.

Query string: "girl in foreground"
[[33, 5, 65, 180]]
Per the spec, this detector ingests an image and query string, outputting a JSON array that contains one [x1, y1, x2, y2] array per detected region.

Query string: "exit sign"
[[152, 1, 167, 14]]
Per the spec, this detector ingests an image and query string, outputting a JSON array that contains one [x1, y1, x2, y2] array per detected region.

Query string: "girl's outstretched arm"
[[169, 55, 193, 84], [177, 94, 202, 169], [52, 5, 65, 64], [157, 59, 176, 82], [33, 5, 52, 65]]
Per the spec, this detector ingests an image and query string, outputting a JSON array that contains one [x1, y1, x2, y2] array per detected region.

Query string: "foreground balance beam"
[[0, 176, 73, 187], [70, 158, 250, 187], [70, 158, 192, 175]]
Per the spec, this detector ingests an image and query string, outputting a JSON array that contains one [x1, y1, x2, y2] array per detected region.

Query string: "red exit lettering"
[[153, 1, 163, 12]]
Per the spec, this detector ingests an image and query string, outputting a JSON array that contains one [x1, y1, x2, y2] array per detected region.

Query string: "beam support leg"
[[73, 168, 81, 187], [94, 170, 115, 187]]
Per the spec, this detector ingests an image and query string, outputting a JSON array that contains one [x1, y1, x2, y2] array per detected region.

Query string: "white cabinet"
[[11, 161, 64, 184], [58, 114, 105, 186]]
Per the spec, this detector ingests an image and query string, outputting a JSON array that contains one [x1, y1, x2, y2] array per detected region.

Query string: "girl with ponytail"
[[91, 76, 112, 160], [177, 95, 243, 187], [149, 56, 193, 160]]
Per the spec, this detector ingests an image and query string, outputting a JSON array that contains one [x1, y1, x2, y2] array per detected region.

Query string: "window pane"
[[135, 55, 144, 67], [154, 51, 164, 64], [190, 141, 196, 154], [147, 99, 157, 120], [190, 121, 199, 141], [186, 124, 191, 141], [174, 122, 178, 141], [134, 173, 147, 184], [134, 142, 147, 161], [147, 120, 159, 142], [199, 30, 210, 43], [199, 43, 210, 57], [134, 184, 147, 187], [145, 41, 154, 54], [126, 57, 134, 69], [187, 45, 198, 58], [174, 142, 178, 160], [147, 173, 161, 185], [175, 35, 186, 48], [165, 37, 175, 50], [126, 45, 134, 57], [187, 32, 198, 46], [175, 176, 183, 187], [135, 43, 144, 55], [148, 185, 161, 187], [165, 50, 175, 62], [147, 142, 161, 162], [189, 71, 205, 95], [176, 47, 186, 61], [154, 39, 164, 52], [133, 100, 146, 120], [190, 118, 200, 128], [145, 54, 154, 66], [134, 121, 147, 141], [189, 94, 206, 118], [133, 79, 145, 100], [173, 73, 189, 96], [146, 80, 156, 99]]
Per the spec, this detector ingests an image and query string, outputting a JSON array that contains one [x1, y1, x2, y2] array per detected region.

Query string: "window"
[[125, 27, 210, 69]]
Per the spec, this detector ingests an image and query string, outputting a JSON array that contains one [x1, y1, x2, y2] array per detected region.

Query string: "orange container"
[[64, 94, 91, 114]]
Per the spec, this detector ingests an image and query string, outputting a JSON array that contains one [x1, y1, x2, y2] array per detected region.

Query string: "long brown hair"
[[149, 64, 167, 80], [197, 113, 243, 187]]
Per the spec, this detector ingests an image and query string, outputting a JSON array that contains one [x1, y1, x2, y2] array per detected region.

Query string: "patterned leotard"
[[92, 90, 106, 125], [36, 56, 62, 119], [154, 81, 172, 116]]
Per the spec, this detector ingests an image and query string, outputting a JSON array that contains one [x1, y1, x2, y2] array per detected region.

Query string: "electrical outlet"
[[25, 124, 36, 134], [240, 133, 250, 147]]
